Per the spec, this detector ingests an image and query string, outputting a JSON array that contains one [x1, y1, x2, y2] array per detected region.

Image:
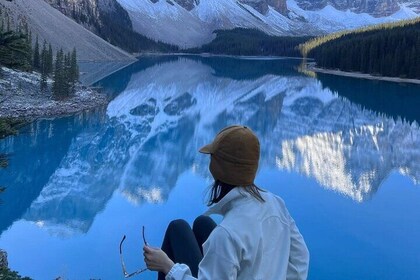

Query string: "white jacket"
[[166, 188, 309, 280]]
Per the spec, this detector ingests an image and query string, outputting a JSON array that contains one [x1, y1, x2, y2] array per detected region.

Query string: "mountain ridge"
[[37, 0, 419, 50], [114, 0, 418, 47]]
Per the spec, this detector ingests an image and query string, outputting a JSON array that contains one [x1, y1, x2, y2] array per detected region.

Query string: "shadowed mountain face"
[[1, 56, 417, 236], [239, 0, 288, 15], [173, 0, 200, 11]]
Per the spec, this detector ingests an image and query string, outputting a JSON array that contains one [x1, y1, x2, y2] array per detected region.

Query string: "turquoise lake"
[[0, 56, 419, 280]]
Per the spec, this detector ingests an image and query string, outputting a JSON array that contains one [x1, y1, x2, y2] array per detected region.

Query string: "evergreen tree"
[[70, 47, 79, 84], [22, 26, 33, 69], [47, 43, 53, 75], [33, 35, 40, 70], [0, 30, 32, 70], [53, 49, 65, 98], [27, 30, 32, 50], [52, 49, 78, 98], [40, 41, 48, 91], [63, 51, 71, 95], [189, 28, 311, 56], [22, 22, 29, 38], [303, 18, 420, 79]]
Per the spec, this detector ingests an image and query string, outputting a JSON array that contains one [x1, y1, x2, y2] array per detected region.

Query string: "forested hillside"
[[0, 22, 80, 98], [300, 18, 420, 79], [188, 28, 312, 57]]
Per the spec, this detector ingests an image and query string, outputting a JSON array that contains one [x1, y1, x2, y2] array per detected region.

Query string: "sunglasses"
[[119, 226, 149, 278]]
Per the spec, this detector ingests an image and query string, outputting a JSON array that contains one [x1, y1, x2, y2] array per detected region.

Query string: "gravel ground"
[[0, 67, 108, 119], [306, 63, 420, 85]]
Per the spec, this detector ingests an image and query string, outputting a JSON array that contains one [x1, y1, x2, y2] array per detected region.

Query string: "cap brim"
[[199, 143, 213, 154]]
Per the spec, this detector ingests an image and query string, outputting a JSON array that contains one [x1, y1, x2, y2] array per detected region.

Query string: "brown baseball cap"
[[199, 125, 260, 186]]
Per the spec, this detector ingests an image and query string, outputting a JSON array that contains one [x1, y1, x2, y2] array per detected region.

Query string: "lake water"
[[1, 56, 419, 280]]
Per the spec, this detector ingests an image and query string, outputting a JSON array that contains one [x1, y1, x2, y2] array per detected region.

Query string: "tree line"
[[0, 8, 80, 98], [0, 9, 32, 71], [188, 28, 312, 57], [300, 18, 420, 79]]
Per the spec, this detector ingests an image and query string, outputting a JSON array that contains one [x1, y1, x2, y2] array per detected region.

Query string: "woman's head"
[[199, 125, 260, 186], [199, 125, 264, 205]]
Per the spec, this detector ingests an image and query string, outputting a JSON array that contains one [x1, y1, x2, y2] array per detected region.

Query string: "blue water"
[[1, 56, 419, 280]]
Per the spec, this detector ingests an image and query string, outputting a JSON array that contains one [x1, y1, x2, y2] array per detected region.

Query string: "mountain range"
[[110, 0, 419, 47], [1, 0, 419, 57]]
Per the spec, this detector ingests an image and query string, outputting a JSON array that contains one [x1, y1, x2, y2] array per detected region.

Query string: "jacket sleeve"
[[286, 217, 310, 280], [165, 226, 240, 280], [165, 263, 195, 280]]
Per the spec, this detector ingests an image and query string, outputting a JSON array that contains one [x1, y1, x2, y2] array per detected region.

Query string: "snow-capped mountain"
[[19, 57, 419, 235], [295, 0, 400, 17], [115, 0, 419, 47]]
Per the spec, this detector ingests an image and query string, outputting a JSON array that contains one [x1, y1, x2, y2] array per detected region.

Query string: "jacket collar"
[[204, 187, 249, 216]]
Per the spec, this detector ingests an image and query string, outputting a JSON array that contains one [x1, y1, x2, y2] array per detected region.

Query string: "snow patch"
[[116, 0, 419, 47]]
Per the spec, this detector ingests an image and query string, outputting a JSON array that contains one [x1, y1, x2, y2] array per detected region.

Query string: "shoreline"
[[307, 64, 420, 85], [0, 67, 108, 121], [136, 52, 306, 61], [2, 56, 418, 127], [0, 92, 108, 120], [139, 53, 420, 85]]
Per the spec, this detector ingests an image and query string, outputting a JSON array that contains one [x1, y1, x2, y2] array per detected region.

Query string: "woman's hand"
[[143, 245, 175, 275]]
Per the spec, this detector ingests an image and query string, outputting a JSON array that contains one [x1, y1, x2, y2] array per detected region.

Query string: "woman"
[[144, 125, 310, 280]]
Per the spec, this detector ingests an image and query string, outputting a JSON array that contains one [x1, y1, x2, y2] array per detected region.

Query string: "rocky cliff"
[[134, 0, 412, 17], [172, 0, 200, 11], [237, 0, 410, 17], [239, 0, 288, 15], [404, 0, 420, 13], [296, 0, 400, 17], [0, 0, 135, 61], [43, 0, 132, 35], [42, 0, 178, 52]]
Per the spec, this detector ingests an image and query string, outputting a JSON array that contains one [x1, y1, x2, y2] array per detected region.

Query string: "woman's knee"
[[193, 215, 216, 228], [193, 215, 216, 232], [167, 219, 190, 234]]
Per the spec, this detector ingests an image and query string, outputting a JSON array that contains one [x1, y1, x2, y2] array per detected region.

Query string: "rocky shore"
[[0, 67, 108, 120], [306, 63, 420, 85]]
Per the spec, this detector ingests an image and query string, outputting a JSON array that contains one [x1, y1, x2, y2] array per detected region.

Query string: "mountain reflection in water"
[[0, 56, 419, 238], [1, 56, 419, 280]]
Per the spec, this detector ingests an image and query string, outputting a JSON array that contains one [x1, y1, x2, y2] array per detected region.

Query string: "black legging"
[[158, 215, 217, 280]]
